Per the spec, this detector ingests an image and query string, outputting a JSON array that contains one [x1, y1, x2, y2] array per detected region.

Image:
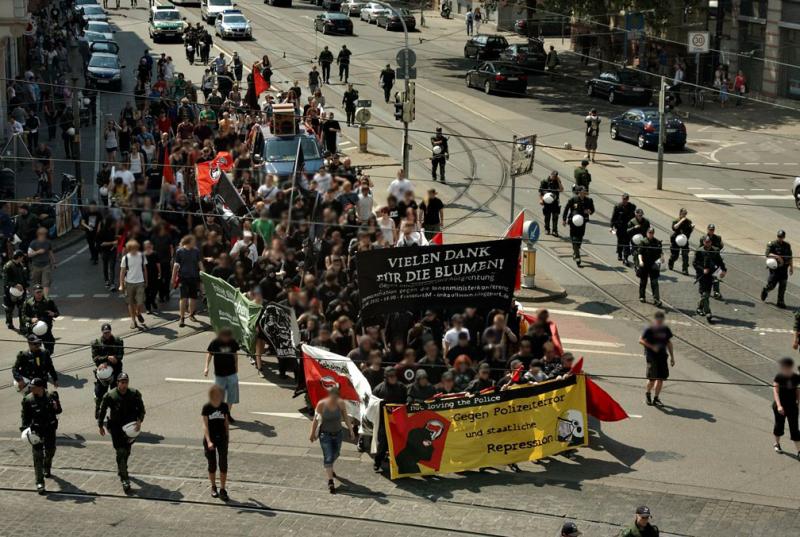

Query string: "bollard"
[[522, 244, 536, 289]]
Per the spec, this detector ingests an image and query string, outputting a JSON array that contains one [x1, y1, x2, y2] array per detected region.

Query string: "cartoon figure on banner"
[[556, 409, 585, 447], [258, 304, 296, 359], [396, 418, 447, 475], [320, 375, 339, 391]]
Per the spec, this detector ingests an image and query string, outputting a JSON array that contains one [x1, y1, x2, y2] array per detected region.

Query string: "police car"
[[793, 176, 800, 210], [148, 5, 186, 42], [214, 9, 252, 39]]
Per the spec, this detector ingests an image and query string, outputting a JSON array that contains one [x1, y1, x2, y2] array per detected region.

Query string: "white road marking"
[[771, 188, 788, 192], [60, 245, 89, 265], [628, 414, 643, 418], [48, 294, 59, 298], [687, 187, 704, 190], [165, 377, 289, 388], [93, 293, 110, 298], [71, 317, 90, 322], [561, 338, 624, 348], [544, 308, 614, 320], [694, 194, 793, 200], [67, 294, 85, 298], [565, 348, 640, 357], [730, 188, 745, 191], [251, 412, 307, 419]]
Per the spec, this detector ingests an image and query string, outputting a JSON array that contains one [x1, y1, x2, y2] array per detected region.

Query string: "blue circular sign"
[[527, 221, 540, 244]]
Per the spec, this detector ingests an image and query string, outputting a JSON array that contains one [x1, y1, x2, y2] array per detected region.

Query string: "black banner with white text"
[[356, 239, 521, 317]]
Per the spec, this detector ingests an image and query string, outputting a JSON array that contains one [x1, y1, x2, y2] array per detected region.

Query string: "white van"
[[200, 0, 236, 23]]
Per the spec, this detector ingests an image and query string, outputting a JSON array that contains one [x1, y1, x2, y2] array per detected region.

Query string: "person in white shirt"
[[443, 314, 470, 357], [377, 206, 397, 245], [119, 240, 148, 330], [257, 175, 279, 203], [113, 162, 135, 189], [396, 221, 428, 247], [313, 168, 333, 195], [356, 184, 373, 222], [230, 231, 259, 264], [672, 63, 685, 106], [387, 168, 413, 201]]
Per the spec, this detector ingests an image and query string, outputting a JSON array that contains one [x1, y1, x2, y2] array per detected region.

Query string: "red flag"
[[162, 147, 174, 184], [503, 211, 525, 239], [211, 151, 234, 172], [503, 211, 525, 291], [302, 351, 361, 409], [520, 311, 564, 356], [510, 364, 525, 383], [570, 358, 629, 422], [253, 64, 270, 95], [196, 161, 214, 196], [430, 232, 443, 245]]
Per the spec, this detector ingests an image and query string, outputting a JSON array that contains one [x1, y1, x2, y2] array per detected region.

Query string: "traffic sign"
[[396, 48, 417, 68], [688, 31, 709, 53], [523, 220, 540, 244], [355, 108, 372, 125], [396, 66, 417, 80], [357, 99, 372, 108]]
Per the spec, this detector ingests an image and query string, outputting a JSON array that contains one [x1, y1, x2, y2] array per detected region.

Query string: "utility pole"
[[71, 76, 82, 188], [656, 76, 666, 191]]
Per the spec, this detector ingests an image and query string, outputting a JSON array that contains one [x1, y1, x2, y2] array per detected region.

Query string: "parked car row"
[[74, 0, 125, 91], [312, 0, 416, 34]]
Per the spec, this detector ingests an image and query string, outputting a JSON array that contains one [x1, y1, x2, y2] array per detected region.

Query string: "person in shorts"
[[172, 235, 203, 327], [204, 328, 240, 422], [638, 311, 674, 407], [119, 240, 147, 330], [28, 227, 55, 296]]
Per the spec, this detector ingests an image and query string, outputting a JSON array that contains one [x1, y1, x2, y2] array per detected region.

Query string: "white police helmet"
[[32, 320, 48, 336]]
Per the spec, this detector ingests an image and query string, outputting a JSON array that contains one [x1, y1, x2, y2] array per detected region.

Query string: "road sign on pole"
[[396, 48, 417, 68], [688, 31, 710, 54]]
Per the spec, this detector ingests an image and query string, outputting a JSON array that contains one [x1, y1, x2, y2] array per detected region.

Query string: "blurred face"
[[117, 378, 129, 393], [210, 387, 223, 406]]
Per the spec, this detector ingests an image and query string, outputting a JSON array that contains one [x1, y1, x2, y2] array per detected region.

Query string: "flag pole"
[[282, 139, 303, 273]]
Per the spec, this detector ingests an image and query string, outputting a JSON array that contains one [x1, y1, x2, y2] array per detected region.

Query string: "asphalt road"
[[1, 3, 799, 536]]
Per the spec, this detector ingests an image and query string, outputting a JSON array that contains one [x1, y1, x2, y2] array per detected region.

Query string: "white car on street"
[[201, 0, 236, 23], [215, 9, 252, 39], [86, 21, 114, 40], [341, 0, 365, 16], [360, 2, 390, 23]]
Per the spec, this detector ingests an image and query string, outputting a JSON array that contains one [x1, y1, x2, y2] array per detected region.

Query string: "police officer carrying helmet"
[[561, 186, 595, 267], [702, 224, 724, 298], [626, 208, 650, 268], [98, 372, 145, 493], [20, 377, 62, 494], [431, 127, 449, 183], [636, 227, 663, 307], [3, 249, 29, 330], [13, 334, 58, 393], [668, 208, 694, 274], [92, 323, 124, 419], [22, 284, 60, 354], [762, 229, 793, 308], [693, 236, 726, 322], [538, 170, 563, 236], [610, 193, 636, 264], [619, 505, 659, 536]]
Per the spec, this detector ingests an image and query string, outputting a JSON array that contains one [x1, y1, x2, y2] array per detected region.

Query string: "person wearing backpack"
[[119, 240, 148, 330]]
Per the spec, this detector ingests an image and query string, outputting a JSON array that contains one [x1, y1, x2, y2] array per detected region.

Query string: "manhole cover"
[[618, 176, 643, 183]]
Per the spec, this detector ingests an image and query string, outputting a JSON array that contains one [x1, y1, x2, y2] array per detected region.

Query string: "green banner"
[[200, 272, 262, 354]]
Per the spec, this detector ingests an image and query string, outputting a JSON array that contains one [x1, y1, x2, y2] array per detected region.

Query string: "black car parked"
[[463, 34, 509, 60], [375, 8, 416, 30], [586, 70, 653, 104], [498, 41, 546, 73], [314, 12, 353, 34], [465, 61, 528, 95]]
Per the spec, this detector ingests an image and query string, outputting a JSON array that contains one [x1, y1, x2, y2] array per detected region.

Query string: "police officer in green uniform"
[[3, 250, 29, 330], [561, 186, 595, 267], [702, 224, 724, 298], [762, 229, 793, 308], [20, 377, 62, 494], [98, 372, 145, 492], [668, 208, 694, 274], [693, 236, 726, 322], [610, 193, 636, 264], [92, 323, 124, 419], [626, 208, 650, 268], [12, 335, 58, 392], [22, 284, 60, 354], [538, 170, 563, 236], [572, 159, 591, 193], [619, 506, 659, 537], [636, 228, 663, 307]]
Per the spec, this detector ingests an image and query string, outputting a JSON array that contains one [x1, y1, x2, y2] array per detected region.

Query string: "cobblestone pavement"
[[1, 440, 798, 537]]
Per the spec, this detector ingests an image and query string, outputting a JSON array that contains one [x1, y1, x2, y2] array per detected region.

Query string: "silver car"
[[341, 0, 364, 15], [360, 2, 389, 23], [215, 10, 252, 39], [79, 4, 108, 22], [86, 52, 124, 91], [86, 21, 114, 40]]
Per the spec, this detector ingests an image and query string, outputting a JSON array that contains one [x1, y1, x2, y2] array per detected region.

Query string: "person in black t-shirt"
[[638, 311, 675, 407], [419, 188, 445, 241], [202, 384, 230, 501], [204, 329, 241, 421], [772, 357, 800, 455]]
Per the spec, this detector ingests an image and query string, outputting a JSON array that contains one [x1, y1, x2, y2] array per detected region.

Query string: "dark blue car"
[[609, 108, 687, 150], [262, 134, 324, 184]]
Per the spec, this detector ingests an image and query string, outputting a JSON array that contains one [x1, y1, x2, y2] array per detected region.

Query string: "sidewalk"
[[1, 439, 798, 536]]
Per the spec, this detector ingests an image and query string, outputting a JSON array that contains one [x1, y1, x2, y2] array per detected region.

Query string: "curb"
[[516, 288, 568, 303]]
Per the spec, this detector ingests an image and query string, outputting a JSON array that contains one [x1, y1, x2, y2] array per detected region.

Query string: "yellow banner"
[[385, 376, 587, 479]]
